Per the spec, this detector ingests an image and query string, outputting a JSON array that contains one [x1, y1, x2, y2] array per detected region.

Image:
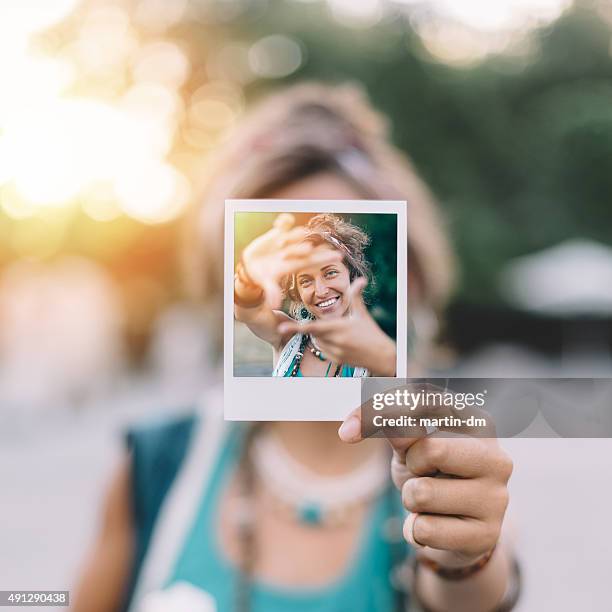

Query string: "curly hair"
[[281, 213, 371, 317]]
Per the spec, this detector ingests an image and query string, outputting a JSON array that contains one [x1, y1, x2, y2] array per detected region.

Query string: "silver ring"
[[403, 512, 424, 549]]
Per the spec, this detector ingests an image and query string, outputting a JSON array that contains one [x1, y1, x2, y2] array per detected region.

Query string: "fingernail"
[[338, 415, 361, 442]]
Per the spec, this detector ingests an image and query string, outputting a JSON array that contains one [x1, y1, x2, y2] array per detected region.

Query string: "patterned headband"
[[321, 232, 352, 258]]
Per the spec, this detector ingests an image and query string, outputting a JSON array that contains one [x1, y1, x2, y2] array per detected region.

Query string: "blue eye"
[[325, 270, 338, 278]]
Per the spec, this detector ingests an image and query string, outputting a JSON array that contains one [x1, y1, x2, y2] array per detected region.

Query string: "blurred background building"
[[1, 0, 611, 610]]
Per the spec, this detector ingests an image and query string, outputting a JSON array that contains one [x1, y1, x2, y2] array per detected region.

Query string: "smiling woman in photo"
[[234, 212, 397, 377]]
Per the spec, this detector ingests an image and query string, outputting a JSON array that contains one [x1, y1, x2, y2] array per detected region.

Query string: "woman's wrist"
[[370, 336, 396, 376], [412, 542, 519, 612], [415, 545, 497, 580], [234, 260, 265, 309]]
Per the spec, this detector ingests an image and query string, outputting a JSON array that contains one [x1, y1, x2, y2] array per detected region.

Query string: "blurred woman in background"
[[73, 83, 518, 612]]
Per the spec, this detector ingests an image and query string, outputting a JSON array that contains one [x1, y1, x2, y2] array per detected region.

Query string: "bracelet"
[[410, 549, 522, 612], [234, 258, 265, 308], [417, 546, 497, 581], [234, 274, 265, 309]]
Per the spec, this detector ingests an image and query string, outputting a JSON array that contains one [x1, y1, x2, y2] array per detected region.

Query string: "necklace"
[[289, 334, 342, 377], [251, 429, 389, 527], [308, 336, 325, 360]]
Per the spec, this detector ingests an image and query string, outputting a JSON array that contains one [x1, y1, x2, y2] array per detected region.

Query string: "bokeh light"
[[328, 0, 385, 28], [0, 0, 80, 39], [132, 41, 191, 89], [248, 35, 304, 79], [133, 0, 189, 33], [73, 5, 136, 73], [394, 0, 571, 63], [1, 185, 38, 220], [189, 81, 243, 129], [0, 0, 193, 227], [428, 0, 571, 32], [206, 43, 254, 84], [114, 160, 191, 224]]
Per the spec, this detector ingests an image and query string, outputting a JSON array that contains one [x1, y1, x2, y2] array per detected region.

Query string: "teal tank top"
[[283, 355, 355, 377], [125, 413, 412, 612]]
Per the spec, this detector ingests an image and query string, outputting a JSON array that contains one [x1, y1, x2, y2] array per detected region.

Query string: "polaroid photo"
[[224, 199, 408, 421]]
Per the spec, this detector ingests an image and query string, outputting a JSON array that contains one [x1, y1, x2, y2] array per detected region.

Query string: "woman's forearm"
[[234, 273, 268, 323], [234, 277, 285, 347], [414, 543, 512, 612]]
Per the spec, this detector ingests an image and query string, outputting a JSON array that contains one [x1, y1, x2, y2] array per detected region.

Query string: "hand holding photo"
[[225, 199, 407, 421]]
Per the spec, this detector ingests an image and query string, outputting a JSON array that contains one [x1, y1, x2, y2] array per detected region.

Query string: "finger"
[[280, 242, 314, 260], [369, 381, 488, 471], [348, 276, 368, 313], [367, 383, 451, 458], [404, 514, 496, 556], [277, 250, 343, 278], [273, 213, 295, 231], [277, 317, 338, 338], [277, 321, 301, 336], [284, 248, 342, 266], [406, 433, 509, 480], [277, 226, 308, 248], [402, 476, 504, 519]]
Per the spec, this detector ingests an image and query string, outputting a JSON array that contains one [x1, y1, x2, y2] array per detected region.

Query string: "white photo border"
[[224, 199, 408, 421]]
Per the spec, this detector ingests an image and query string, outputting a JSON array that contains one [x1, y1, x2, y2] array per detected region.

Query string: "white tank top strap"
[[272, 332, 303, 377]]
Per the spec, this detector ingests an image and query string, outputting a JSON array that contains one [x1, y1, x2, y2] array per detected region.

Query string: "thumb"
[[348, 276, 367, 314], [338, 385, 428, 448], [273, 213, 295, 231], [338, 405, 426, 450], [338, 407, 363, 443], [338, 405, 423, 491]]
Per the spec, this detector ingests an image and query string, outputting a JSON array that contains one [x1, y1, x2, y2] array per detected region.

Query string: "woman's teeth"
[[317, 296, 339, 308]]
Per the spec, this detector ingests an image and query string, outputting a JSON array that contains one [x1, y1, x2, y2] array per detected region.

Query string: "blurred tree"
[[196, 0, 612, 303]]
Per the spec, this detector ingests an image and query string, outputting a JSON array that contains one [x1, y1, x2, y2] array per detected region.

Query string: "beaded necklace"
[[288, 334, 342, 377]]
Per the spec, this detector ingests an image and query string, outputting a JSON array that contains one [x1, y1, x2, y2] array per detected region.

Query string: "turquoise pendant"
[[298, 503, 323, 526]]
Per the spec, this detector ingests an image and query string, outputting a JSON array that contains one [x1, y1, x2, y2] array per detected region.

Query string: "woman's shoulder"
[[126, 412, 199, 488], [126, 411, 199, 460], [125, 390, 226, 517], [123, 410, 207, 610], [126, 411, 200, 530]]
